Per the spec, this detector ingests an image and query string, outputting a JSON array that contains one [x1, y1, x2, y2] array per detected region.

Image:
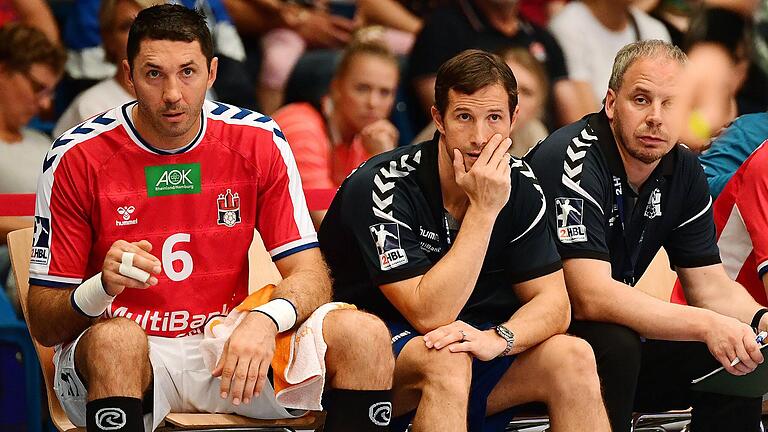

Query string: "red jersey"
[[671, 140, 768, 306], [30, 100, 317, 338]]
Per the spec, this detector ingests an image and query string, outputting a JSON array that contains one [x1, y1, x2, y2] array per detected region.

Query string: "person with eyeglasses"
[[0, 23, 65, 195]]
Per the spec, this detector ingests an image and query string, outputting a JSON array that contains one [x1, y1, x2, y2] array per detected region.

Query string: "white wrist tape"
[[71, 272, 115, 318], [251, 298, 298, 332], [118, 252, 151, 283]]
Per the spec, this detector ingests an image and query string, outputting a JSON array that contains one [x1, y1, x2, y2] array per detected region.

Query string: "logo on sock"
[[368, 401, 392, 426], [95, 408, 127, 430]]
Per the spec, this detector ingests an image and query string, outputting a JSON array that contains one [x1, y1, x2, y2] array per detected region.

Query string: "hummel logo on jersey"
[[145, 163, 201, 197], [645, 188, 662, 219], [31, 216, 50, 265], [115, 206, 138, 226], [217, 189, 241, 227], [370, 223, 408, 270], [555, 197, 587, 243]]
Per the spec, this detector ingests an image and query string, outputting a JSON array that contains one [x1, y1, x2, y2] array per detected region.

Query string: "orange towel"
[[201, 285, 355, 410]]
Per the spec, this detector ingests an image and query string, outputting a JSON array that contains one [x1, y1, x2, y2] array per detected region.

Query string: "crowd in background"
[[2, 0, 768, 301]]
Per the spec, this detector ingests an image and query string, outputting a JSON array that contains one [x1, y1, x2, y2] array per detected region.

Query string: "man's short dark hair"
[[0, 23, 66, 75], [434, 49, 518, 117], [127, 4, 213, 69]]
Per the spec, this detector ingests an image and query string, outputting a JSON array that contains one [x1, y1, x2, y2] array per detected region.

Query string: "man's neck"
[[475, 0, 519, 36], [131, 104, 198, 151], [584, 0, 630, 32], [0, 113, 21, 143], [437, 139, 469, 218]]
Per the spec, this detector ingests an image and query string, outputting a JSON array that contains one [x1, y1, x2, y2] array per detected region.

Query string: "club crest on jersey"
[[115, 205, 138, 226], [31, 216, 50, 265], [644, 188, 662, 219], [217, 189, 241, 228], [555, 197, 587, 243], [370, 223, 408, 270]]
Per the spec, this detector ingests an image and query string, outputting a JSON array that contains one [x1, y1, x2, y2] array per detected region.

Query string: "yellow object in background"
[[689, 110, 712, 141]]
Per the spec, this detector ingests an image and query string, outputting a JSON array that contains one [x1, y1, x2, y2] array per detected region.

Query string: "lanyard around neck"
[[613, 176, 647, 286]]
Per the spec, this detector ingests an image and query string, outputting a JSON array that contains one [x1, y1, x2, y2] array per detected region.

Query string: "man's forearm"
[[271, 257, 332, 326], [28, 285, 91, 346], [409, 206, 497, 331], [572, 275, 718, 341], [692, 277, 765, 328], [501, 287, 570, 354]]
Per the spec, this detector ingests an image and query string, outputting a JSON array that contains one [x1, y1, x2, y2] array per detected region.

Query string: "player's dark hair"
[[0, 23, 66, 75], [434, 49, 518, 116], [127, 3, 213, 69]]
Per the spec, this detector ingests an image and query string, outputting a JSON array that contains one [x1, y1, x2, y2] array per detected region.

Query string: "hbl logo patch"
[[555, 197, 587, 243], [31, 216, 50, 265], [369, 223, 408, 270]]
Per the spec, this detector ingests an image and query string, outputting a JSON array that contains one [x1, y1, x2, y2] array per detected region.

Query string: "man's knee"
[[401, 339, 472, 395], [545, 335, 601, 396], [324, 309, 394, 373], [76, 317, 149, 380]]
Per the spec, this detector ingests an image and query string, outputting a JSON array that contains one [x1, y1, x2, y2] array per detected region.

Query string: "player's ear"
[[431, 106, 445, 136], [122, 59, 134, 93], [207, 57, 218, 89]]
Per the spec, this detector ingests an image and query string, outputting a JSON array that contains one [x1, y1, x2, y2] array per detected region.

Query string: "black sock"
[[323, 389, 392, 431], [86, 397, 144, 432]]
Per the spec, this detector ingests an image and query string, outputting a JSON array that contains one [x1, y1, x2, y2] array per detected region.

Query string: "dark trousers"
[[569, 321, 762, 432]]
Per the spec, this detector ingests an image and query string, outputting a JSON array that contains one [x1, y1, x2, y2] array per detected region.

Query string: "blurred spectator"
[[228, 0, 421, 114], [0, 23, 65, 308], [407, 0, 591, 131], [53, 0, 147, 137], [519, 0, 566, 27], [273, 41, 399, 226], [500, 46, 550, 156], [0, 0, 60, 43], [680, 7, 752, 150], [548, 0, 670, 111], [412, 47, 549, 157], [0, 23, 65, 194], [60, 0, 254, 111], [699, 112, 768, 198]]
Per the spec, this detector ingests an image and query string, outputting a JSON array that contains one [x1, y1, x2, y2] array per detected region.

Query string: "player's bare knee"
[[324, 310, 394, 371], [77, 317, 149, 378], [409, 341, 472, 394], [549, 336, 600, 396]]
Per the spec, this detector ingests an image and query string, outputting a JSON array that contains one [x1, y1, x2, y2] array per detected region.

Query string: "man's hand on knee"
[[102, 239, 162, 296], [423, 320, 506, 361], [213, 312, 278, 405]]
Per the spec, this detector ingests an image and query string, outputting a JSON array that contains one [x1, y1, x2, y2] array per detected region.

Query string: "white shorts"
[[53, 332, 305, 431]]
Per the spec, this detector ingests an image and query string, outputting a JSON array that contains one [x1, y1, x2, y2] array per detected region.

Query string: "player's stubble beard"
[[613, 109, 668, 166], [137, 98, 201, 140]]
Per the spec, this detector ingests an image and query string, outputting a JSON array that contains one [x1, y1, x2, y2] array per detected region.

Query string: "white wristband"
[[251, 298, 298, 333], [71, 272, 115, 318], [118, 252, 151, 283]]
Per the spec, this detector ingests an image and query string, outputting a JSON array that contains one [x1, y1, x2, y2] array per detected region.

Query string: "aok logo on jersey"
[[145, 163, 201, 197], [370, 223, 408, 270]]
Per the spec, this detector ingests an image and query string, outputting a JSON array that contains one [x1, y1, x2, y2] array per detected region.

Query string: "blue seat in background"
[[0, 287, 42, 432]]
